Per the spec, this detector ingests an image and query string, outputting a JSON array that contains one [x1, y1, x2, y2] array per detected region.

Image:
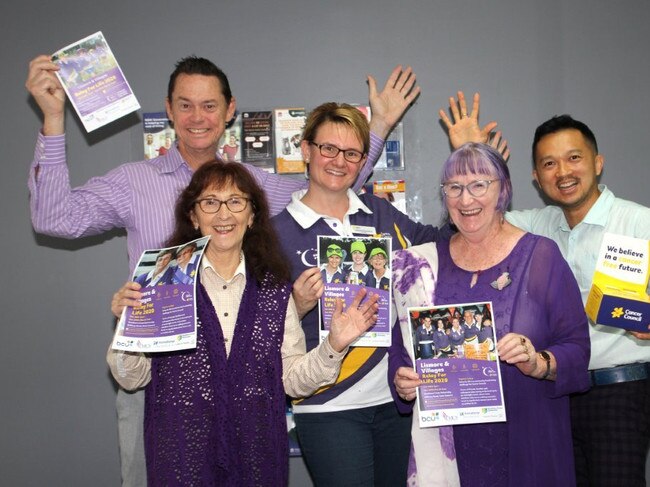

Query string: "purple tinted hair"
[[440, 142, 512, 212]]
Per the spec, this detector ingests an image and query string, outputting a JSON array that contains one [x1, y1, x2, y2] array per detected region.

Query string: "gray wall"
[[1, 1, 649, 485]]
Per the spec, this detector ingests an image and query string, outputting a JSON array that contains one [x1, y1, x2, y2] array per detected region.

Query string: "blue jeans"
[[294, 402, 411, 487]]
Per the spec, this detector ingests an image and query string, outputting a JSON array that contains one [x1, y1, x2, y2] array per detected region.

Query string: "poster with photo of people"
[[112, 236, 209, 353], [51, 31, 140, 132], [143, 112, 176, 160], [407, 302, 506, 427], [317, 235, 392, 347]]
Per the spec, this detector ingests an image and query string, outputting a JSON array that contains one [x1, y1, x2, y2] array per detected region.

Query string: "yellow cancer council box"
[[585, 233, 650, 332]]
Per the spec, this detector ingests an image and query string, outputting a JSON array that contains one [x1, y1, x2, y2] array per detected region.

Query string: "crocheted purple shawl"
[[144, 272, 290, 486]]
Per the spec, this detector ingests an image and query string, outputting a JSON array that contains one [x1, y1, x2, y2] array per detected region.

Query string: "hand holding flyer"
[[407, 302, 506, 428], [112, 236, 209, 353], [51, 31, 140, 132], [318, 235, 392, 347]]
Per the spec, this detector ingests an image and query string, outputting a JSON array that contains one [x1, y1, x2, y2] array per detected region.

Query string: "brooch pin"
[[490, 271, 512, 291]]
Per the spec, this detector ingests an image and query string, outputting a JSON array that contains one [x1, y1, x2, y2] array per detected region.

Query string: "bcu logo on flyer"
[[420, 411, 440, 424]]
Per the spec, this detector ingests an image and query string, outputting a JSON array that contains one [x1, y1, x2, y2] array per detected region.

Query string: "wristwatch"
[[538, 350, 551, 380]]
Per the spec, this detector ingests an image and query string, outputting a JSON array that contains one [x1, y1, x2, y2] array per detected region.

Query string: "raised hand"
[[488, 130, 510, 162], [25, 55, 66, 135], [439, 91, 496, 146], [327, 287, 379, 352], [368, 65, 421, 138]]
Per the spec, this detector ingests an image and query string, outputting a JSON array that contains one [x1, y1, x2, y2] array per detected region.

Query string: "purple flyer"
[[52, 31, 140, 132], [112, 236, 210, 353], [407, 302, 506, 427], [318, 235, 392, 347]]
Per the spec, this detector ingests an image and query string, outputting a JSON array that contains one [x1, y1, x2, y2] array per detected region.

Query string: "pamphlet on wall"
[[112, 236, 210, 353], [381, 122, 405, 170], [241, 110, 275, 172], [406, 302, 506, 427], [274, 108, 306, 174], [363, 179, 407, 215], [51, 31, 140, 132], [218, 112, 242, 162], [317, 235, 392, 347], [143, 112, 176, 160]]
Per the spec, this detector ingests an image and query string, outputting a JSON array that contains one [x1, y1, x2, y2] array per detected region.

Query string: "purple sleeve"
[[530, 240, 591, 397], [373, 195, 440, 249], [243, 164, 308, 217], [352, 131, 384, 192], [28, 133, 131, 238], [388, 317, 416, 414]]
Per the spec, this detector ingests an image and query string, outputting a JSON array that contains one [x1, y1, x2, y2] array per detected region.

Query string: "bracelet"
[[539, 350, 551, 380]]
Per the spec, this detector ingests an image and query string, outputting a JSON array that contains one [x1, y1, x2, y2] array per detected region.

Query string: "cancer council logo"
[[611, 307, 624, 319]]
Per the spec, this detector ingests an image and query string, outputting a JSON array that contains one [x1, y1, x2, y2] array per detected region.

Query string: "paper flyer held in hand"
[[407, 302, 506, 428], [317, 235, 392, 347], [51, 31, 140, 132], [112, 236, 210, 353], [586, 233, 650, 331]]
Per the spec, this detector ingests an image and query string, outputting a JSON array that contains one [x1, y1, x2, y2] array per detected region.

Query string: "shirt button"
[[332, 222, 337, 227], [222, 285, 227, 290], [328, 354, 334, 359], [224, 312, 229, 317], [224, 337, 229, 342]]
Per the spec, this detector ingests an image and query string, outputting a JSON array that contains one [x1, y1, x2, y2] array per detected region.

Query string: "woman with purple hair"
[[390, 143, 590, 486]]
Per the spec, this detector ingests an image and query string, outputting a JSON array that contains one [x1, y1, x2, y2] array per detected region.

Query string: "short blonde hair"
[[302, 102, 370, 154]]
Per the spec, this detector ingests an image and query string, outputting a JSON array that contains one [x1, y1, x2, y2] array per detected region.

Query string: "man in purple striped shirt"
[[26, 54, 420, 485]]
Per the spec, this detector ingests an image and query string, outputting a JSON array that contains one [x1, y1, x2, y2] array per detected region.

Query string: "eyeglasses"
[[194, 196, 251, 214], [310, 142, 366, 164], [440, 180, 498, 198]]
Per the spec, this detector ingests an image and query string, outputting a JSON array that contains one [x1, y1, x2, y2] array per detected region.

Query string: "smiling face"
[[190, 184, 253, 261], [166, 74, 236, 166], [327, 255, 342, 272], [176, 246, 194, 267], [463, 310, 474, 325], [369, 253, 387, 271], [301, 122, 365, 196], [351, 250, 366, 265], [444, 171, 502, 240], [154, 252, 172, 275], [533, 128, 603, 227]]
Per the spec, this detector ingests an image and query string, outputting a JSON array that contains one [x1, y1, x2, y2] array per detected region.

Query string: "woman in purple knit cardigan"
[[108, 161, 379, 486]]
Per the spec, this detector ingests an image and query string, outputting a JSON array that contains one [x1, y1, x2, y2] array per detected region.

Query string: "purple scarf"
[[145, 272, 291, 486]]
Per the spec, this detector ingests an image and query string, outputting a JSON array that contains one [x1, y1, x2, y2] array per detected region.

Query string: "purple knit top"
[[145, 272, 291, 486]]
